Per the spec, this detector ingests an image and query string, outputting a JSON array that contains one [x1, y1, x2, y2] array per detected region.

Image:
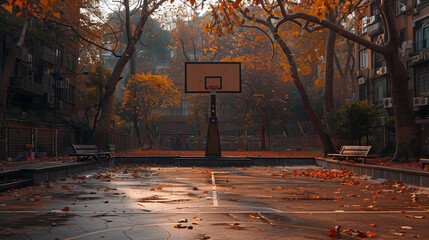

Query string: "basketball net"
[[208, 85, 219, 95]]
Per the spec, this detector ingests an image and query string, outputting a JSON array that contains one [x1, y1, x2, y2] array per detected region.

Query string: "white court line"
[[211, 172, 219, 206]]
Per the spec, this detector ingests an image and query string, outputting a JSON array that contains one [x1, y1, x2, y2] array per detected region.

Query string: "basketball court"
[[1, 165, 428, 239]]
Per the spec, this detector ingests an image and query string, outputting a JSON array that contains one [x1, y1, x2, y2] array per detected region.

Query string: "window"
[[415, 20, 429, 52], [359, 49, 368, 69], [56, 48, 63, 67], [395, 0, 407, 15], [66, 53, 75, 71], [361, 16, 368, 34], [67, 85, 76, 103], [359, 84, 367, 101], [415, 67, 429, 96], [399, 29, 405, 46], [415, 0, 429, 9], [373, 77, 388, 106]]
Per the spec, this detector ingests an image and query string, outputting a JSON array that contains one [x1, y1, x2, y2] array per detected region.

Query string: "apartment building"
[[355, 0, 429, 153], [1, 22, 80, 124]]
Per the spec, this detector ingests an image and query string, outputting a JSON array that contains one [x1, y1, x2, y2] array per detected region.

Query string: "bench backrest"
[[72, 144, 99, 153], [340, 146, 372, 156]]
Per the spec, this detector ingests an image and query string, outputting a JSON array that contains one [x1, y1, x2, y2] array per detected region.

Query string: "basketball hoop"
[[207, 85, 219, 95]]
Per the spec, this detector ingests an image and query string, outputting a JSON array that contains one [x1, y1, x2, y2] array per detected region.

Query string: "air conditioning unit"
[[376, 34, 384, 45], [412, 54, 421, 62], [407, 40, 413, 49], [65, 78, 70, 89], [421, 97, 429, 105], [380, 66, 387, 75], [358, 77, 366, 85], [383, 97, 392, 108], [424, 52, 429, 60], [414, 97, 422, 106], [369, 15, 376, 24]]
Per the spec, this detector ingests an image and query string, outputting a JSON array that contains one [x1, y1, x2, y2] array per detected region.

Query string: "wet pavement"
[[0, 165, 428, 239]]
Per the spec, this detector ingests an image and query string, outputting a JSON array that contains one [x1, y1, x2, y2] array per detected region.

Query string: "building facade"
[[356, 0, 429, 153], [1, 22, 80, 124]]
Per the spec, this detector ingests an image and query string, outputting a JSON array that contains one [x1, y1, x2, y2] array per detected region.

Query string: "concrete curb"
[[2, 156, 429, 190], [315, 157, 429, 187]]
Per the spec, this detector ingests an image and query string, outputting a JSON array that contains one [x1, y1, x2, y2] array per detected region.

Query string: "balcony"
[[368, 22, 383, 37], [41, 46, 55, 63], [416, 0, 429, 10], [9, 76, 43, 95]]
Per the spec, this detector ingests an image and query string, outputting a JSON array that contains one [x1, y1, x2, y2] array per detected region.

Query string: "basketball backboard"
[[185, 62, 241, 93]]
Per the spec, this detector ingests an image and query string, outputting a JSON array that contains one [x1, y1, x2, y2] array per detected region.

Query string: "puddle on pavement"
[[74, 196, 102, 201], [138, 195, 192, 203], [0, 212, 75, 229], [212, 223, 258, 231]]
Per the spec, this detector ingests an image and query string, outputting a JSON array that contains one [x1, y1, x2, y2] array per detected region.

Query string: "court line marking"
[[1, 210, 428, 214], [211, 172, 219, 206], [62, 221, 363, 240]]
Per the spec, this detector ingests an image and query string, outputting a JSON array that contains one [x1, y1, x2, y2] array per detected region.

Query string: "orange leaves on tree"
[[233, 0, 242, 8], [1, 4, 13, 13]]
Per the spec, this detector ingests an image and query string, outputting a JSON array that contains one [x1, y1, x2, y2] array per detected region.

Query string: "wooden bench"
[[420, 159, 429, 169], [69, 144, 111, 162], [327, 146, 375, 163]]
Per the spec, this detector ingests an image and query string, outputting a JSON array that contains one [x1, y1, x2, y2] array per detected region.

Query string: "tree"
[[264, 1, 418, 161], [122, 73, 180, 149], [327, 101, 377, 145], [81, 63, 111, 132], [205, 2, 336, 154], [89, 0, 169, 148]]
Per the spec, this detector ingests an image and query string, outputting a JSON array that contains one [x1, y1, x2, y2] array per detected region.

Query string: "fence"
[[155, 135, 323, 152], [0, 120, 138, 161]]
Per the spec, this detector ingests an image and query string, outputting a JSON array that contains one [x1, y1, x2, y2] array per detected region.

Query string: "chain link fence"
[[0, 120, 138, 161]]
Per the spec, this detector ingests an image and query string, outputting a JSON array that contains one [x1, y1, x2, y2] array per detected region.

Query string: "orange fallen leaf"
[[370, 223, 377, 227], [62, 207, 70, 211]]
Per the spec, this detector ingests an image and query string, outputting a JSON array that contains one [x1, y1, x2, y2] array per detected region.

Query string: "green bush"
[[327, 101, 377, 145]]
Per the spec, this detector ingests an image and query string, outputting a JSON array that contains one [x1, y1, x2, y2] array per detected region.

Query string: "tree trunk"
[[144, 117, 153, 149], [273, 33, 336, 155], [0, 21, 28, 129], [387, 54, 420, 161], [381, 3, 420, 162], [243, 100, 249, 151], [324, 29, 342, 149], [89, 0, 155, 149], [256, 103, 266, 151], [133, 113, 142, 146], [324, 29, 336, 115]]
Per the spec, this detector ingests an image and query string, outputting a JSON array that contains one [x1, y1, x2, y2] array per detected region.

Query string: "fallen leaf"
[[61, 207, 70, 211], [400, 226, 413, 230]]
